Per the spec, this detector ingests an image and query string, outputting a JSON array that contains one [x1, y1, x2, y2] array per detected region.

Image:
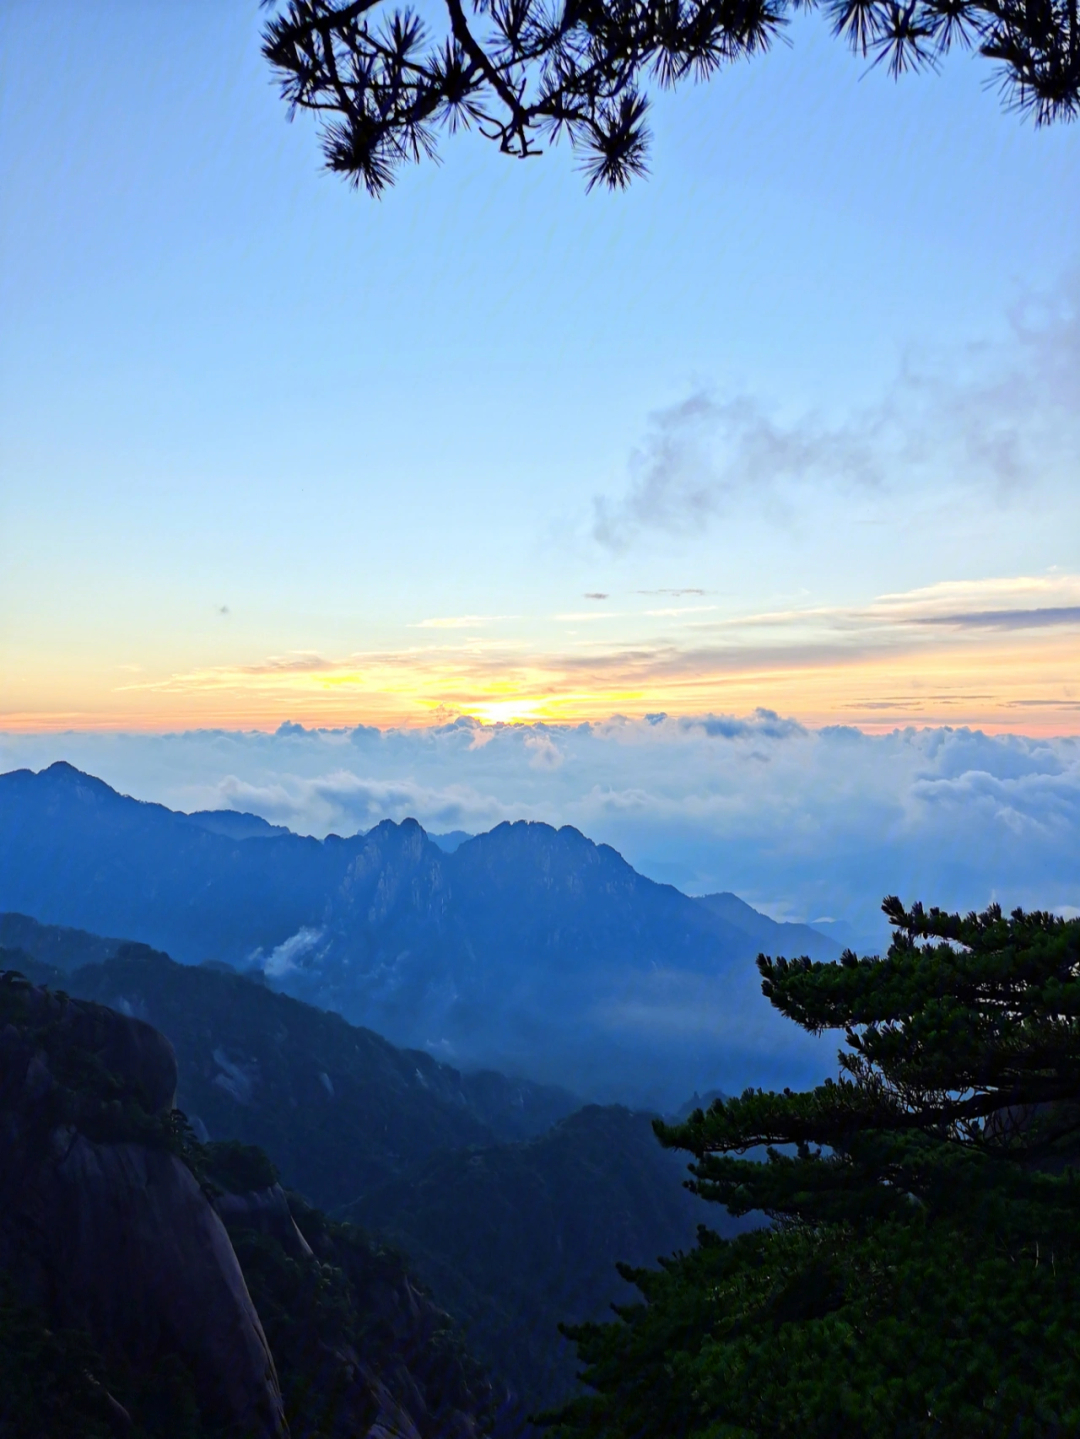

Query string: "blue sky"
[[2, 0, 1079, 734], [1, 2, 1078, 928]]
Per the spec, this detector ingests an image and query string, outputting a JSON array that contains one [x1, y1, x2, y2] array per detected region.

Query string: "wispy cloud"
[[869, 575, 1080, 618], [8, 574, 1078, 737], [236, 653, 339, 675], [644, 605, 717, 617], [554, 611, 629, 623], [411, 615, 510, 629], [593, 391, 878, 550], [593, 280, 1080, 551], [915, 607, 1080, 631]]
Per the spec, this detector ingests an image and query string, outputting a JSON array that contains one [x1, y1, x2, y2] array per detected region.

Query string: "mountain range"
[[0, 965, 501, 1438], [1, 916, 739, 1414], [0, 761, 839, 1103]]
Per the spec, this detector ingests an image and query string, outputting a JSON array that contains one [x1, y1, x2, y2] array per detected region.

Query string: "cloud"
[[244, 654, 339, 674], [593, 391, 879, 550], [681, 708, 806, 740], [553, 611, 629, 622], [412, 616, 507, 629], [524, 731, 564, 769], [18, 574, 1080, 736], [260, 926, 326, 977], [644, 605, 716, 617], [593, 279, 1080, 551], [915, 606, 1080, 631], [5, 719, 1078, 946], [215, 767, 516, 836]]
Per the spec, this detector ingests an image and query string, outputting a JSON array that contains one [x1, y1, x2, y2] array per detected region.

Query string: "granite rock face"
[[0, 973, 288, 1438], [214, 1181, 315, 1261]]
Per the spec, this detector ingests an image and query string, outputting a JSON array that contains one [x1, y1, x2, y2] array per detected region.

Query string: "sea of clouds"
[[3, 715, 1077, 947]]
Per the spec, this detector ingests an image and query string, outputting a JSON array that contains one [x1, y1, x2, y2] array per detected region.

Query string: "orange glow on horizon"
[[3, 626, 1078, 737]]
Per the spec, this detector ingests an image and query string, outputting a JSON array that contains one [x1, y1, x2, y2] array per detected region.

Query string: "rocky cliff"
[[0, 970, 287, 1436], [0, 971, 494, 1438]]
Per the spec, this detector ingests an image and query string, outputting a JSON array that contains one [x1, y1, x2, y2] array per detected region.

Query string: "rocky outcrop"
[[0, 972, 288, 1438], [214, 1182, 315, 1261], [221, 1189, 500, 1439]]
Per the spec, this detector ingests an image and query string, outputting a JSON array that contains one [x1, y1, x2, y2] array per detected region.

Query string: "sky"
[[1, 1, 1078, 928], [2, 0, 1079, 735]]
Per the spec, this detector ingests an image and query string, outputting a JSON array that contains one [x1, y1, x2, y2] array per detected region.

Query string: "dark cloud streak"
[[916, 606, 1080, 630]]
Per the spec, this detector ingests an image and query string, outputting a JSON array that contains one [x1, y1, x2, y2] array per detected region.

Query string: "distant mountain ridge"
[[187, 809, 294, 840], [0, 762, 837, 1103], [694, 891, 849, 960]]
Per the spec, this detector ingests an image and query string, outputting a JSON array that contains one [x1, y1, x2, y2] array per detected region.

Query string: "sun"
[[469, 697, 546, 725]]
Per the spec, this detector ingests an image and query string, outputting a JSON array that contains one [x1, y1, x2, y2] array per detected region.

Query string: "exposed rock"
[[0, 973, 288, 1438], [215, 1183, 315, 1261], [220, 1189, 499, 1439]]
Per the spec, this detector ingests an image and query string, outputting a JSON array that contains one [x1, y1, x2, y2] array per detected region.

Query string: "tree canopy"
[[262, 0, 1079, 194], [548, 898, 1080, 1438]]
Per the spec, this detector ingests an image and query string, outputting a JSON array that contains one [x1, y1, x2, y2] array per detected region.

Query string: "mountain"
[[804, 913, 892, 958], [0, 761, 361, 965], [1, 929, 580, 1198], [1, 922, 725, 1420], [0, 762, 838, 1103], [0, 909, 126, 970], [343, 1104, 744, 1413], [186, 809, 294, 841], [694, 892, 848, 958], [0, 971, 495, 1438]]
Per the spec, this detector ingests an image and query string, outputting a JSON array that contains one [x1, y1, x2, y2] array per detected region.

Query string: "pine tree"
[[262, 0, 1080, 194], [549, 899, 1080, 1438]]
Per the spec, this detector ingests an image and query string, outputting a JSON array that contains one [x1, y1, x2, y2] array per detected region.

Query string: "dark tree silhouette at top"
[[262, 0, 1078, 194]]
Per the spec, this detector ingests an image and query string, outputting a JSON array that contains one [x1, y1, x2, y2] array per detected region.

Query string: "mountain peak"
[[0, 763, 830, 1103], [42, 760, 113, 782], [41, 760, 118, 793]]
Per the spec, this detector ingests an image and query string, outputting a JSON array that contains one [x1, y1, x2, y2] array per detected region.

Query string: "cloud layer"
[[3, 717, 1077, 945]]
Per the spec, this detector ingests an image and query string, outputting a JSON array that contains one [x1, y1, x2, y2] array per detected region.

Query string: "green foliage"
[[0, 1281, 117, 1439], [223, 1191, 496, 1438], [199, 1139, 280, 1196], [550, 901, 1080, 1438], [0, 1281, 207, 1439]]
